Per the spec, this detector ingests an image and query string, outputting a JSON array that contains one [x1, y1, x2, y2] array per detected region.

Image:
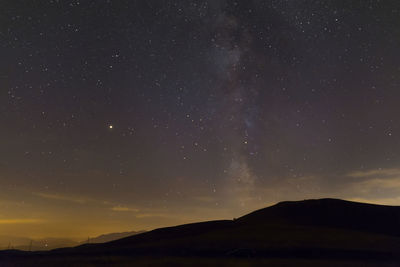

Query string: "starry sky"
[[1, 0, 400, 240]]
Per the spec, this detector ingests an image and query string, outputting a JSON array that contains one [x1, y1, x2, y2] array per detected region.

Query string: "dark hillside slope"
[[237, 198, 400, 236], [51, 199, 400, 257], [2, 199, 400, 266]]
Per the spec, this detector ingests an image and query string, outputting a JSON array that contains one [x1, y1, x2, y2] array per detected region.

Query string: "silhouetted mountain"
[[2, 199, 400, 266], [238, 198, 400, 236], [83, 230, 146, 244]]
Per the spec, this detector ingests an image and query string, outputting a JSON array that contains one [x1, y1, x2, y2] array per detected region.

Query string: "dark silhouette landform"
[[0, 230, 146, 251], [82, 230, 146, 244], [2, 198, 400, 266]]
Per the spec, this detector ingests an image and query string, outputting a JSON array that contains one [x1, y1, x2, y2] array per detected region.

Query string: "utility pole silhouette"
[[7, 242, 11, 250], [29, 240, 33, 251], [87, 237, 90, 243]]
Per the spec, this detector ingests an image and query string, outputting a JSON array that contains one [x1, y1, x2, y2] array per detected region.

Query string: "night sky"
[[1, 0, 400, 240]]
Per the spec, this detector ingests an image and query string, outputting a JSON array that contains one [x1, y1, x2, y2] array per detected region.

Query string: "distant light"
[[109, 125, 113, 129]]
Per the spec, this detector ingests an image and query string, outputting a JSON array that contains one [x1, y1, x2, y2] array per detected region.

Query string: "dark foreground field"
[[2, 256, 400, 267], [2, 199, 400, 266]]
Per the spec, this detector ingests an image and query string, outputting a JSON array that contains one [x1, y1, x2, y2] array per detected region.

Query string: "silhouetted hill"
[[2, 199, 400, 266], [238, 198, 400, 236]]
